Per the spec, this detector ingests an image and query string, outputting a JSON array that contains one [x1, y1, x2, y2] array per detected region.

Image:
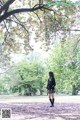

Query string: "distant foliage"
[[46, 36, 80, 95]]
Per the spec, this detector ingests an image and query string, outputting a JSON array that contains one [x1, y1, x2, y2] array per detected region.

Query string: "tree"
[[9, 60, 45, 95], [0, 73, 11, 94], [46, 35, 80, 95], [0, 0, 79, 67]]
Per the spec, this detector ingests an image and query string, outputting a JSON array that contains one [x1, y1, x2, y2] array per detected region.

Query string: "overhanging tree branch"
[[0, 5, 44, 23], [0, 0, 15, 12], [6, 18, 29, 33], [33, 12, 42, 22]]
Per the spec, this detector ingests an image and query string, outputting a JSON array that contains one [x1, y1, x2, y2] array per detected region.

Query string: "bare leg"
[[51, 93, 54, 99], [48, 93, 52, 99]]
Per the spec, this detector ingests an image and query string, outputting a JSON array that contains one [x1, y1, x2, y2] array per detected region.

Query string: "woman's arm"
[[47, 79, 49, 89], [52, 78, 56, 87]]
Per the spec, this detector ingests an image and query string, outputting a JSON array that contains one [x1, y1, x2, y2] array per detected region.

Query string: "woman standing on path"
[[47, 71, 56, 107]]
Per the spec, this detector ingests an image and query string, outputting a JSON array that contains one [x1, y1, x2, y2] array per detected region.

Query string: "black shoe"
[[50, 105, 54, 107]]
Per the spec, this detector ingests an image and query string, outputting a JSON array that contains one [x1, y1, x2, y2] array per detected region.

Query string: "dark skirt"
[[47, 89, 55, 94]]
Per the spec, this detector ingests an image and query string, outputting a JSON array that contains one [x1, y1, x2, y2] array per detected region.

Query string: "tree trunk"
[[19, 87, 22, 95], [72, 85, 78, 95], [40, 89, 43, 95]]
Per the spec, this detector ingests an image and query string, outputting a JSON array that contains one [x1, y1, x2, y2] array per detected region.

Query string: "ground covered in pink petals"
[[0, 103, 80, 120]]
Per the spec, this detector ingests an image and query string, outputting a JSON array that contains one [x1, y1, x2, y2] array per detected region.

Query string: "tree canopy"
[[0, 0, 79, 67]]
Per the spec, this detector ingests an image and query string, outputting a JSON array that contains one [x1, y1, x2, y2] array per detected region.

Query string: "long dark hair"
[[49, 71, 54, 78]]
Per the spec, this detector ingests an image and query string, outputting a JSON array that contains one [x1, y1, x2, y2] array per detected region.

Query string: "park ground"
[[0, 95, 80, 120]]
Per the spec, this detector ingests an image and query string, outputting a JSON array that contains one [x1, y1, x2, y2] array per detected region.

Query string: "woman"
[[47, 71, 56, 107]]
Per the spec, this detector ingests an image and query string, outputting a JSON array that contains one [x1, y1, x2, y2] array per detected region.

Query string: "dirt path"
[[0, 96, 80, 120], [0, 102, 80, 120]]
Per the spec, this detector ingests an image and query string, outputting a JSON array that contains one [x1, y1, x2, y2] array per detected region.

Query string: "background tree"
[[46, 35, 80, 95], [8, 60, 45, 95]]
